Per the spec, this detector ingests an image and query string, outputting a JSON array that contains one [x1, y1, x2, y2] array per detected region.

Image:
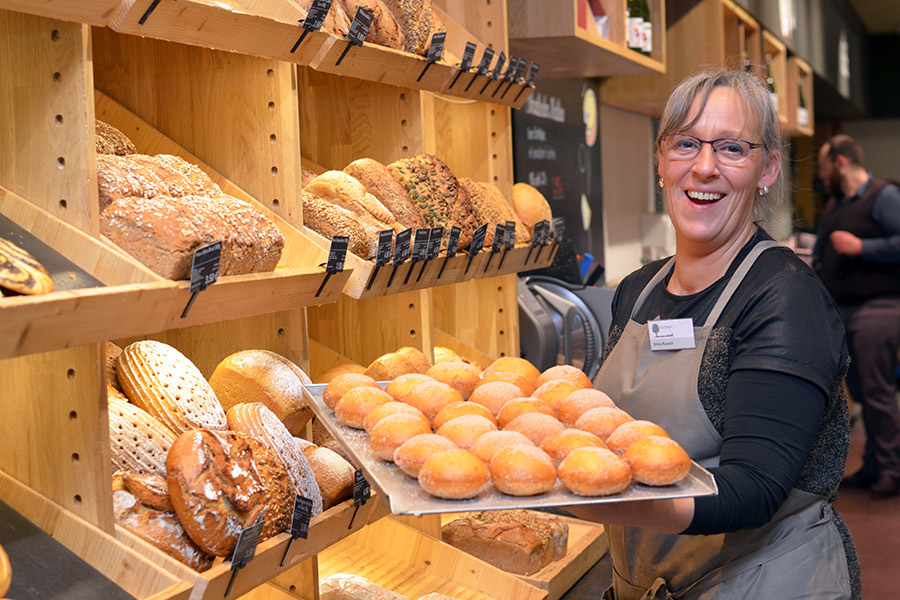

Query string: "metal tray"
[[304, 384, 718, 516]]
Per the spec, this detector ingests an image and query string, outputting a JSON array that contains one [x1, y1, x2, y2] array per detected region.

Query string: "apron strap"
[[703, 240, 779, 327], [631, 256, 676, 319]]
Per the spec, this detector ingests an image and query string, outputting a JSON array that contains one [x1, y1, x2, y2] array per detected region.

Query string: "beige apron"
[[594, 241, 851, 600]]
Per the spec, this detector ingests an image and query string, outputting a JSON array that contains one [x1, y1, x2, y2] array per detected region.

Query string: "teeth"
[[687, 191, 724, 201]]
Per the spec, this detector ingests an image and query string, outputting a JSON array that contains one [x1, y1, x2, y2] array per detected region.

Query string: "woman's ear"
[[759, 150, 781, 189]]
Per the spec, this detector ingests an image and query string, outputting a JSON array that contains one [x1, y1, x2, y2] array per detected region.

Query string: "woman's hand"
[[564, 497, 695, 534]]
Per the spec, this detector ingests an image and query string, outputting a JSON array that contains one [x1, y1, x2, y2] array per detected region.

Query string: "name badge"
[[648, 318, 696, 351]]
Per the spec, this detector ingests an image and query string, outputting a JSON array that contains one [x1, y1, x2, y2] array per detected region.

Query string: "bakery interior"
[[1, 0, 899, 599]]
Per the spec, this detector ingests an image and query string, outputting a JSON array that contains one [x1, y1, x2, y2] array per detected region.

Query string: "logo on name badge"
[[648, 318, 696, 351]]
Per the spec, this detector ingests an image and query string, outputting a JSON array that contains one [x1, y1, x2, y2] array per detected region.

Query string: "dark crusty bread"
[[381, 0, 432, 54], [302, 190, 376, 258], [339, 0, 405, 49], [297, 0, 350, 35], [96, 120, 137, 156], [113, 470, 214, 571], [166, 429, 294, 556], [343, 158, 427, 231]]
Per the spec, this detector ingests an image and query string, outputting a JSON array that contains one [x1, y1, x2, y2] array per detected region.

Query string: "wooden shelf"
[[762, 29, 789, 130], [785, 55, 814, 137], [507, 0, 666, 79]]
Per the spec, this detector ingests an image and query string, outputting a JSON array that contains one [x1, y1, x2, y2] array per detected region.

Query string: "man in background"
[[814, 134, 900, 499]]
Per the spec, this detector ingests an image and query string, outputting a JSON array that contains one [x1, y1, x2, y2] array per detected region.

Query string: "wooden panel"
[[762, 30, 788, 130], [432, 327, 496, 372], [0, 344, 112, 529], [307, 338, 362, 383], [785, 56, 814, 138], [0, 10, 96, 234], [91, 28, 304, 228], [0, 0, 126, 26], [506, 0, 576, 41], [267, 557, 317, 599], [437, 0, 511, 53]]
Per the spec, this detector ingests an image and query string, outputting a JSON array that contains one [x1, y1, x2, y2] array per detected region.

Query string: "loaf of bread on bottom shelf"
[[113, 470, 214, 572], [319, 573, 409, 600]]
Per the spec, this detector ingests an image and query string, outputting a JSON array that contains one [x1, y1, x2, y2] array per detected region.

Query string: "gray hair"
[[655, 67, 786, 220]]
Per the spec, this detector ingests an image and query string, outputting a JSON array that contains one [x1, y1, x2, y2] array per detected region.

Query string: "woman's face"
[[658, 87, 780, 252]]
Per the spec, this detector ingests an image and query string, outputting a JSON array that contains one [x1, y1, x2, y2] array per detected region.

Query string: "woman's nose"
[[692, 142, 719, 177]]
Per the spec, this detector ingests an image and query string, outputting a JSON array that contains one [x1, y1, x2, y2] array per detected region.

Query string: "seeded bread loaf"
[[167, 429, 294, 556], [96, 154, 168, 209], [343, 158, 427, 231], [96, 120, 136, 156], [108, 396, 177, 477], [339, 0, 405, 49], [226, 403, 324, 516], [480, 182, 531, 245], [0, 238, 55, 296], [301, 165, 319, 187], [116, 340, 227, 435], [381, 0, 432, 54], [149, 155, 222, 198], [458, 179, 529, 248], [302, 190, 376, 258], [112, 470, 214, 571]]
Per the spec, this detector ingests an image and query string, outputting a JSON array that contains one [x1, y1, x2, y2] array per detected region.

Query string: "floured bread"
[[108, 396, 177, 477], [319, 573, 409, 600], [227, 403, 324, 515], [116, 340, 227, 434], [0, 238, 54, 296], [299, 443, 355, 509]]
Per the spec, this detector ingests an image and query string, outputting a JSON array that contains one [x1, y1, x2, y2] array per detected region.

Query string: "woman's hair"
[[655, 67, 786, 219]]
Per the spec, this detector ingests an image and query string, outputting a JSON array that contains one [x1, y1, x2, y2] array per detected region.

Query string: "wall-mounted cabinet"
[[785, 56, 814, 137], [507, 0, 666, 79]]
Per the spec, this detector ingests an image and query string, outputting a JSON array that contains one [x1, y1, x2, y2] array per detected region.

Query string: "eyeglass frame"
[[661, 133, 766, 165]]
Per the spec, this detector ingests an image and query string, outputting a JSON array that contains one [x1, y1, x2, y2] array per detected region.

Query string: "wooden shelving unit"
[[785, 56, 815, 137], [762, 29, 789, 130], [507, 0, 666, 79]]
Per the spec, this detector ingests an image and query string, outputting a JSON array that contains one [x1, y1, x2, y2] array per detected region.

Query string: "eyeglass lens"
[[665, 135, 753, 164]]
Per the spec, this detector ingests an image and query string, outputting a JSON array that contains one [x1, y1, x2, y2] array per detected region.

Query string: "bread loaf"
[[302, 190, 376, 258], [0, 238, 54, 296], [298, 0, 350, 35], [112, 470, 214, 571], [468, 509, 568, 561], [306, 170, 398, 226], [316, 362, 367, 384], [319, 573, 409, 600], [96, 154, 168, 209], [458, 178, 529, 248], [116, 340, 227, 434], [343, 158, 427, 231], [512, 183, 552, 234], [226, 403, 324, 515], [149, 155, 222, 198], [364, 346, 431, 380], [301, 165, 319, 187], [381, 0, 432, 54], [108, 396, 177, 477], [210, 350, 314, 435], [96, 120, 136, 156], [339, 0, 405, 49], [480, 181, 531, 244], [299, 444, 355, 509], [166, 429, 294, 555]]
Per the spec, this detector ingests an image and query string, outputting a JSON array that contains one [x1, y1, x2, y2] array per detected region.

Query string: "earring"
[[757, 185, 769, 197], [658, 178, 665, 188]]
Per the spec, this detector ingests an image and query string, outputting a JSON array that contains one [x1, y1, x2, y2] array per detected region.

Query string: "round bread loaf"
[[557, 389, 616, 426], [117, 340, 227, 434], [403, 380, 463, 423], [166, 429, 294, 556], [316, 363, 366, 384], [393, 433, 458, 478], [323, 373, 380, 409], [226, 403, 324, 515], [605, 420, 670, 456], [531, 379, 582, 411], [418, 449, 491, 500], [469, 381, 523, 416], [432, 346, 462, 364], [384, 373, 435, 401], [496, 397, 556, 428], [489, 445, 557, 496], [540, 429, 606, 466], [299, 444, 355, 510], [512, 182, 552, 233], [575, 406, 634, 442], [370, 412, 432, 461], [470, 430, 535, 464], [209, 349, 314, 436], [334, 386, 393, 429], [363, 401, 429, 433], [474, 371, 533, 397], [624, 436, 691, 486], [108, 397, 177, 477], [482, 356, 541, 387], [432, 400, 496, 431], [426, 361, 480, 399], [558, 447, 631, 496], [534, 365, 592, 390], [504, 412, 566, 446], [435, 414, 498, 451]]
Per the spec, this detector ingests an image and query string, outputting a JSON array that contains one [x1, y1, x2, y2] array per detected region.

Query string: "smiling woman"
[[566, 68, 859, 600]]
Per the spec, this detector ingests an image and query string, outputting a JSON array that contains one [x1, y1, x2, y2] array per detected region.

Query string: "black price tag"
[[290, 495, 313, 539], [491, 223, 506, 253], [188, 241, 222, 294], [230, 514, 266, 569], [411, 228, 430, 262], [539, 220, 551, 244], [426, 32, 446, 63], [346, 6, 373, 46], [503, 56, 519, 82], [326, 235, 349, 273], [303, 0, 333, 31], [460, 42, 477, 71], [353, 470, 371, 506], [427, 227, 443, 259], [530, 223, 542, 247], [552, 217, 565, 242], [504, 220, 517, 249], [525, 62, 541, 87], [470, 224, 488, 255], [446, 226, 461, 258], [375, 230, 393, 267], [476, 47, 495, 77], [514, 58, 528, 83], [393, 228, 412, 266], [490, 51, 506, 80]]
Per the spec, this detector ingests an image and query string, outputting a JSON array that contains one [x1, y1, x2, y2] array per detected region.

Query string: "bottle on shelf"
[[797, 77, 809, 128], [765, 54, 778, 110], [639, 0, 652, 57], [626, 0, 644, 53]]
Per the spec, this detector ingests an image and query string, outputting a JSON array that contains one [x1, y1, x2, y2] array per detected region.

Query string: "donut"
[[426, 361, 480, 399], [540, 428, 607, 465], [436, 414, 498, 451], [624, 436, 691, 486], [496, 397, 557, 428], [482, 356, 541, 387], [474, 371, 533, 396], [605, 420, 670, 456], [369, 412, 432, 462], [503, 412, 566, 446], [531, 379, 582, 411], [557, 389, 616, 426], [363, 401, 429, 433], [393, 433, 458, 478], [558, 447, 631, 496], [418, 448, 491, 499], [470, 430, 536, 463], [333, 386, 392, 429], [432, 401, 496, 430], [469, 381, 523, 416], [403, 380, 464, 423], [323, 373, 380, 409], [533, 365, 592, 390], [489, 445, 557, 496], [384, 373, 435, 402], [574, 406, 634, 441]]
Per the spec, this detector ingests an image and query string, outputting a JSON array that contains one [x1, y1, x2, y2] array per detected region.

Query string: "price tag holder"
[[485, 223, 506, 272], [438, 225, 461, 279], [346, 469, 371, 530], [504, 58, 529, 99], [496, 220, 516, 269], [468, 46, 495, 91], [552, 216, 566, 242], [181, 241, 222, 318], [224, 513, 266, 597], [405, 228, 431, 284], [387, 228, 412, 288], [498, 56, 521, 98], [450, 41, 477, 89], [336, 6, 373, 65], [516, 61, 540, 101], [292, 0, 332, 52], [524, 220, 542, 264], [416, 226, 443, 283], [366, 229, 394, 291], [480, 50, 505, 94], [316, 235, 348, 297], [465, 223, 488, 275], [533, 220, 551, 263], [279, 495, 313, 566], [417, 32, 446, 81]]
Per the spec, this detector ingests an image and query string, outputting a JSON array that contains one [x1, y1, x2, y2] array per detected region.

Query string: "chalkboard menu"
[[512, 79, 603, 265]]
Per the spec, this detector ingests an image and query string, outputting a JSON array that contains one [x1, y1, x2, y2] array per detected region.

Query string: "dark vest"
[[818, 177, 900, 304]]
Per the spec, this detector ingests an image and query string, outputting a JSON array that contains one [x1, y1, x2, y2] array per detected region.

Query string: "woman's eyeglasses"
[[662, 134, 764, 165]]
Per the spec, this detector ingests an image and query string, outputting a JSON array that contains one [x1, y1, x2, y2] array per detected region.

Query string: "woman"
[[568, 69, 859, 599]]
